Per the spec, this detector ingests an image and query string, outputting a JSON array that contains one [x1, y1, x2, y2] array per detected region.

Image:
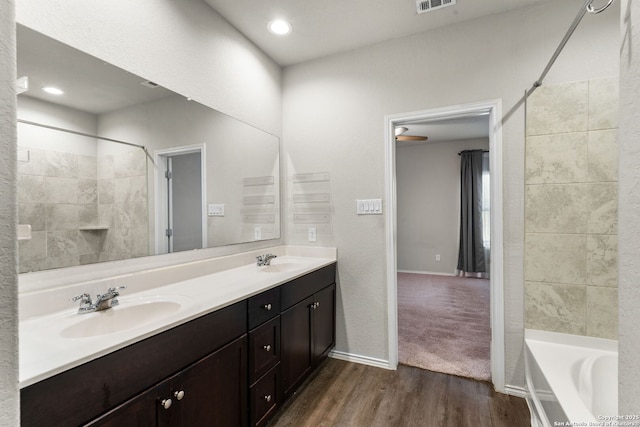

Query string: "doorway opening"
[[155, 145, 207, 254], [384, 100, 505, 391]]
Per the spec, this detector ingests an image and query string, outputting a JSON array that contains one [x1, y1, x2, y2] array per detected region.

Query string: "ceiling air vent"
[[416, 0, 456, 14], [140, 80, 160, 88]]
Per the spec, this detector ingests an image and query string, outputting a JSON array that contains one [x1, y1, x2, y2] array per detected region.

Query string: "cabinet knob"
[[316, 301, 320, 308], [263, 344, 271, 352], [174, 390, 185, 401], [264, 394, 272, 403], [161, 398, 173, 410], [263, 303, 272, 311]]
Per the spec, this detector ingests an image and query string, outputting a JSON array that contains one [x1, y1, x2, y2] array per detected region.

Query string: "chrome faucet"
[[256, 253, 277, 266], [70, 286, 126, 314]]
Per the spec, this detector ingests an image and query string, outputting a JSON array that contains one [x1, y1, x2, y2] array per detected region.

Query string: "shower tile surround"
[[17, 147, 148, 273], [525, 78, 618, 339]]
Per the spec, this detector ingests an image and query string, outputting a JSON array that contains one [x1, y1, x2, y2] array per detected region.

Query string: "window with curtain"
[[481, 152, 490, 249], [457, 149, 490, 276]]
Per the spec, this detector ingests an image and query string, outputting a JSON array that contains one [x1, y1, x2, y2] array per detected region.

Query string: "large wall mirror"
[[16, 25, 280, 274]]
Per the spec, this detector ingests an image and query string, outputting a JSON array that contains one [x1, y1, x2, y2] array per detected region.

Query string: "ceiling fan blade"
[[396, 135, 428, 141]]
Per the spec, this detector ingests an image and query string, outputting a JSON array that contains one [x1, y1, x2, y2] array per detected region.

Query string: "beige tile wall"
[[18, 148, 100, 272], [96, 149, 149, 263], [17, 147, 149, 273], [524, 77, 619, 339]]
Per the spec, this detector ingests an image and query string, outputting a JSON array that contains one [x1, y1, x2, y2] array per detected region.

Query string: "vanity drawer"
[[248, 286, 280, 329], [249, 316, 281, 383], [280, 263, 336, 310], [250, 364, 280, 427]]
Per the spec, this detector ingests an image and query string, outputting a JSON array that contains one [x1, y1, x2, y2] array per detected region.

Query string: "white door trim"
[[383, 99, 505, 393], [154, 144, 207, 255]]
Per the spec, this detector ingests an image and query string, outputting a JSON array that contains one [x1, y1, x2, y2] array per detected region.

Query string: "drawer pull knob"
[[263, 303, 272, 311], [174, 390, 185, 401], [264, 394, 272, 403], [316, 302, 320, 308], [263, 344, 271, 352], [161, 398, 173, 410]]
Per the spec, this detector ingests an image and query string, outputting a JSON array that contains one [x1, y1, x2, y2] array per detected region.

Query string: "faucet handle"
[[70, 293, 92, 303], [107, 286, 127, 294]]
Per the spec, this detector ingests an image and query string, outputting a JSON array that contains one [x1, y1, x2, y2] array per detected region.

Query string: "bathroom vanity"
[[19, 248, 336, 427]]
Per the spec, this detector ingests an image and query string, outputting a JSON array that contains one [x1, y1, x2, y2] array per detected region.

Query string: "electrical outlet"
[[435, 254, 441, 261], [308, 227, 317, 242], [254, 227, 261, 240]]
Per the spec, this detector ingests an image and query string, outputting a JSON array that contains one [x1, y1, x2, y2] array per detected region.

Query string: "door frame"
[[383, 99, 505, 392], [154, 144, 207, 254]]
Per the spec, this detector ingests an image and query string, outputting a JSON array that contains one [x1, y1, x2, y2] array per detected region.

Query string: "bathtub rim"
[[524, 329, 618, 425]]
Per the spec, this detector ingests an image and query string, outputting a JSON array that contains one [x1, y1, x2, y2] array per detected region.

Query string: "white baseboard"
[[329, 350, 394, 370], [504, 384, 527, 398], [397, 269, 455, 276]]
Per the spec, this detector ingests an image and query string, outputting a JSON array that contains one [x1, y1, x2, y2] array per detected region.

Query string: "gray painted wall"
[[618, 0, 640, 414], [282, 0, 619, 388], [16, 0, 282, 137], [397, 138, 489, 274], [0, 0, 19, 424]]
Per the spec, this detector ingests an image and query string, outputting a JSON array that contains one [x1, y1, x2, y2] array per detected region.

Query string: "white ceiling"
[[17, 26, 174, 115], [204, 0, 546, 66]]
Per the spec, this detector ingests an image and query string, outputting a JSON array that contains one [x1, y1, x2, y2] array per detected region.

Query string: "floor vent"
[[416, 0, 456, 14]]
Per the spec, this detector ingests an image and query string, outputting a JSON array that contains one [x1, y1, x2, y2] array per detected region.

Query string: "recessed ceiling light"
[[268, 19, 292, 35], [42, 86, 64, 95]]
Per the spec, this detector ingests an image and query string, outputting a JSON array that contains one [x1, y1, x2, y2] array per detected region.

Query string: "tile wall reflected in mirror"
[[16, 25, 280, 274]]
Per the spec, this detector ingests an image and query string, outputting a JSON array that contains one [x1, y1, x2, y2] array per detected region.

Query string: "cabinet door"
[[312, 284, 336, 363], [86, 380, 172, 427], [179, 335, 248, 427], [280, 295, 313, 398]]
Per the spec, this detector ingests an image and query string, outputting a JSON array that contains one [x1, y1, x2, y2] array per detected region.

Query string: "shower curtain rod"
[[17, 118, 146, 150], [525, 0, 616, 99]]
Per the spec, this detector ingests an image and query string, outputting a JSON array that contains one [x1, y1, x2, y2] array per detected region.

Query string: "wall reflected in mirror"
[[16, 25, 280, 274]]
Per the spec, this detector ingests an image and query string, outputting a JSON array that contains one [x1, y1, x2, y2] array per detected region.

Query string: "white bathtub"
[[525, 329, 618, 427]]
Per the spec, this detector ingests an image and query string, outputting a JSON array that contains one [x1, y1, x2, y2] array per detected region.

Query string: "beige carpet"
[[397, 273, 491, 382]]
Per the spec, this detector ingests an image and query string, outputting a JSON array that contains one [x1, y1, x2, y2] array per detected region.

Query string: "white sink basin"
[[60, 297, 188, 339], [258, 261, 305, 273]]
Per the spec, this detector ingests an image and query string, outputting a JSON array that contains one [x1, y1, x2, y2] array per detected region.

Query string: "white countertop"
[[19, 246, 336, 388]]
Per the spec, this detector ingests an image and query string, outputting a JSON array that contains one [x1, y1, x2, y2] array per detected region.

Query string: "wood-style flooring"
[[269, 359, 531, 427]]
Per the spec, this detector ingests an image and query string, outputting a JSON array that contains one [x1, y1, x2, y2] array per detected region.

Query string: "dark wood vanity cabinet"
[[88, 336, 248, 427], [281, 267, 336, 400], [21, 300, 247, 427], [21, 262, 336, 427]]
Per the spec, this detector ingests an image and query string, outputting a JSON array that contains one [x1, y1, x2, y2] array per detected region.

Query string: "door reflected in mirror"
[[16, 25, 280, 274]]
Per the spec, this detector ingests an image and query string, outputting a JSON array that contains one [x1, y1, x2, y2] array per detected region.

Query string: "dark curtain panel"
[[457, 150, 486, 273]]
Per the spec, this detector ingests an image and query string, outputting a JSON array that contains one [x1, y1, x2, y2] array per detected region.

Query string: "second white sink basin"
[[60, 296, 189, 339], [258, 261, 305, 273]]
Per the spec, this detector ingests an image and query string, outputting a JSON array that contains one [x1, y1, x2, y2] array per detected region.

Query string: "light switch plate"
[[356, 199, 383, 215], [254, 226, 262, 240], [308, 227, 317, 242], [208, 204, 224, 217]]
